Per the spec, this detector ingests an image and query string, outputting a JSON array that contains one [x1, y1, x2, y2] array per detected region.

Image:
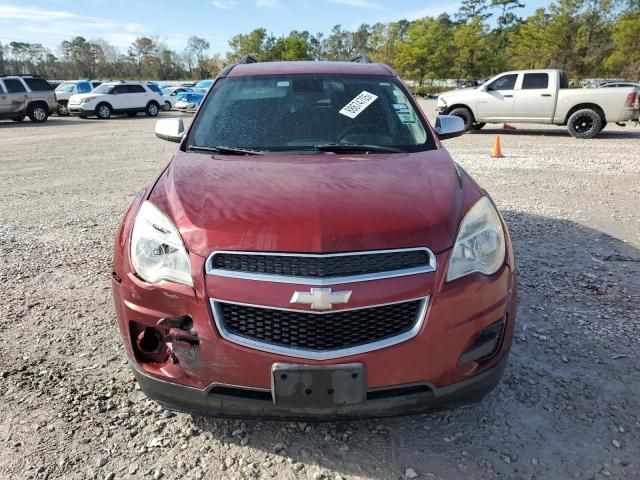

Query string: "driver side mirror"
[[155, 118, 185, 143], [434, 115, 465, 140]]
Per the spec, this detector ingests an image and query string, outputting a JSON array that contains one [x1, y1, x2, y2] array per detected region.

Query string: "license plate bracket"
[[271, 363, 366, 409]]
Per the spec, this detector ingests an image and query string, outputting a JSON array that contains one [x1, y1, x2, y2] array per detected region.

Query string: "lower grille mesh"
[[217, 300, 422, 351]]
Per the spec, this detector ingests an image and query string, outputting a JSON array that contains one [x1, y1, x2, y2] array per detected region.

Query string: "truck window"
[[24, 78, 53, 91], [522, 73, 549, 89], [487, 74, 517, 91], [559, 71, 569, 89], [4, 79, 27, 93]]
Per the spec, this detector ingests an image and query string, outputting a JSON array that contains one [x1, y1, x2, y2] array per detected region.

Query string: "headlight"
[[446, 196, 505, 282], [80, 96, 95, 104], [130, 201, 193, 286]]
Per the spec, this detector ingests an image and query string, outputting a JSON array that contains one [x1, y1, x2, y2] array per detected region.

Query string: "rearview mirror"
[[155, 118, 185, 143], [434, 115, 465, 140]]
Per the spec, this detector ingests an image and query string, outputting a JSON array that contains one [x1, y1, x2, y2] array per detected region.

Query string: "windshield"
[[188, 74, 433, 153], [56, 82, 75, 93], [93, 84, 116, 94], [195, 80, 213, 89]]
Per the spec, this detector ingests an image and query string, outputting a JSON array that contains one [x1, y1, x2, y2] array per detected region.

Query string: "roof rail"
[[238, 55, 258, 64], [351, 54, 373, 64]]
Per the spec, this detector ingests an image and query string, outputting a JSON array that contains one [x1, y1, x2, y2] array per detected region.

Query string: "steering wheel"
[[337, 123, 379, 143]]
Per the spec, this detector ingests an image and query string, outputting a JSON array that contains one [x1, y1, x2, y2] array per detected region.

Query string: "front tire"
[[164, 101, 172, 111], [145, 102, 160, 117], [27, 104, 49, 123], [448, 107, 474, 132], [567, 108, 602, 139], [96, 103, 112, 120], [57, 102, 70, 116]]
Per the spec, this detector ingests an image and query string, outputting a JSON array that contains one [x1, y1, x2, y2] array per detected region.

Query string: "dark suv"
[[0, 75, 57, 123]]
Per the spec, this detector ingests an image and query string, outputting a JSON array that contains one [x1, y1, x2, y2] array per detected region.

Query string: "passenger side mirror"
[[155, 118, 185, 143], [434, 115, 465, 140]]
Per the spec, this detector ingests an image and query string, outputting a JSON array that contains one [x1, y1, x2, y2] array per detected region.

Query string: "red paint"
[[111, 61, 517, 407]]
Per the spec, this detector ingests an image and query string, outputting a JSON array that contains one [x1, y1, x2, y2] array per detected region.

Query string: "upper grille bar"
[[205, 248, 436, 285]]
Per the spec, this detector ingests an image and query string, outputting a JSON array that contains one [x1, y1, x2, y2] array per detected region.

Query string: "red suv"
[[112, 58, 517, 419]]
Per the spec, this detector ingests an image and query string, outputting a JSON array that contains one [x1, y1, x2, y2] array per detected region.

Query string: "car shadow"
[[186, 211, 640, 480], [470, 126, 640, 139]]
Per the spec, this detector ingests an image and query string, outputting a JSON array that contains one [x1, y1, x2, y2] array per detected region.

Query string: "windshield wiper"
[[314, 143, 401, 153], [188, 145, 266, 155]]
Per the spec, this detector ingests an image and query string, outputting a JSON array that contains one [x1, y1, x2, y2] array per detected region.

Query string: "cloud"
[[325, 0, 384, 9], [0, 2, 186, 50], [211, 0, 238, 8], [256, 0, 281, 8], [402, 2, 461, 20]]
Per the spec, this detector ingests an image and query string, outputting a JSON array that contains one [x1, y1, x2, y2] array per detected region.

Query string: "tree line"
[[0, 0, 638, 89]]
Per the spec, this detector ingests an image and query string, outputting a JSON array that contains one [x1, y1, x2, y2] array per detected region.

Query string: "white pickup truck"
[[436, 69, 639, 138]]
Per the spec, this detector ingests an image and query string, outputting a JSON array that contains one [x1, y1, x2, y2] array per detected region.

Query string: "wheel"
[[127, 112, 138, 117], [96, 103, 112, 120], [470, 122, 486, 130], [567, 108, 602, 139], [448, 107, 474, 131], [164, 101, 172, 111], [27, 104, 49, 123], [145, 102, 160, 117], [11, 116, 25, 122], [57, 103, 70, 116]]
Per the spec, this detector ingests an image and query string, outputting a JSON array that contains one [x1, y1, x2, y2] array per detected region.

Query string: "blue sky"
[[0, 0, 550, 55]]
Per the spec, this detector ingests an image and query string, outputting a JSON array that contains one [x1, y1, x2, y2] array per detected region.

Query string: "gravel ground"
[[1, 102, 639, 480]]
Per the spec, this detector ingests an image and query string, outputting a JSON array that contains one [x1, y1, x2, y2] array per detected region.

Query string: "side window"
[[129, 85, 146, 94], [522, 73, 549, 89], [113, 85, 127, 94], [77, 82, 91, 94], [23, 78, 52, 91], [559, 71, 569, 89], [4, 79, 27, 93], [487, 74, 517, 91]]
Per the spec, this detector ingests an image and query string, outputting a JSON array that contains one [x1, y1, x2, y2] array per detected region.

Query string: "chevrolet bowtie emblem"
[[290, 288, 352, 310]]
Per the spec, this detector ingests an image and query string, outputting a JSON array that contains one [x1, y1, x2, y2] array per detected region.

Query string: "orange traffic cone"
[[491, 135, 504, 158]]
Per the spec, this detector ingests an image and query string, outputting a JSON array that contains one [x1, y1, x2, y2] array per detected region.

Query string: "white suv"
[[68, 81, 163, 119]]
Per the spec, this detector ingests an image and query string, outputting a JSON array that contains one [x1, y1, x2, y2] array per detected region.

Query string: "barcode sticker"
[[339, 91, 378, 119]]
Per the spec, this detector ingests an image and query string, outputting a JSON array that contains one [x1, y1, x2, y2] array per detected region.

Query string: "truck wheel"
[[145, 102, 160, 117], [28, 103, 49, 123], [567, 109, 602, 139], [448, 107, 474, 131], [470, 122, 486, 130], [96, 103, 112, 119]]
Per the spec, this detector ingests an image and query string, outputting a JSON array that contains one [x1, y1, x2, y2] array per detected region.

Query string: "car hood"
[[69, 93, 102, 102], [439, 86, 478, 98], [148, 149, 473, 257]]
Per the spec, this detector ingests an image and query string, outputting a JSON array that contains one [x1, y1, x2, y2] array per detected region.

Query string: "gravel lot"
[[1, 101, 639, 480]]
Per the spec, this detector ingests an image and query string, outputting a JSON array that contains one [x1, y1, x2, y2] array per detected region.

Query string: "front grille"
[[216, 300, 422, 351], [209, 249, 431, 279]]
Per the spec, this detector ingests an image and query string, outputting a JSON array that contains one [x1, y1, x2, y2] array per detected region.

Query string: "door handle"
[[503, 94, 513, 98], [541, 94, 552, 97]]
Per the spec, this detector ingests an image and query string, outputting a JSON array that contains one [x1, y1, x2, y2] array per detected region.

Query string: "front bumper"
[[130, 352, 509, 419], [68, 104, 94, 115]]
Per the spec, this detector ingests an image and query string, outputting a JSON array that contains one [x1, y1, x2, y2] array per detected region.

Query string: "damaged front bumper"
[[130, 353, 508, 420]]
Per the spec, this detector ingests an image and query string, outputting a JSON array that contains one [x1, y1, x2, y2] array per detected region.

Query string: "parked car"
[[161, 86, 193, 111], [0, 74, 56, 123], [175, 79, 213, 111], [437, 69, 639, 138], [112, 59, 517, 419], [597, 80, 640, 89], [68, 81, 164, 119], [54, 80, 102, 115]]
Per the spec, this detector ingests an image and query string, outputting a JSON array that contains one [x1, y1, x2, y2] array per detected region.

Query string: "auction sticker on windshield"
[[339, 91, 378, 119]]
